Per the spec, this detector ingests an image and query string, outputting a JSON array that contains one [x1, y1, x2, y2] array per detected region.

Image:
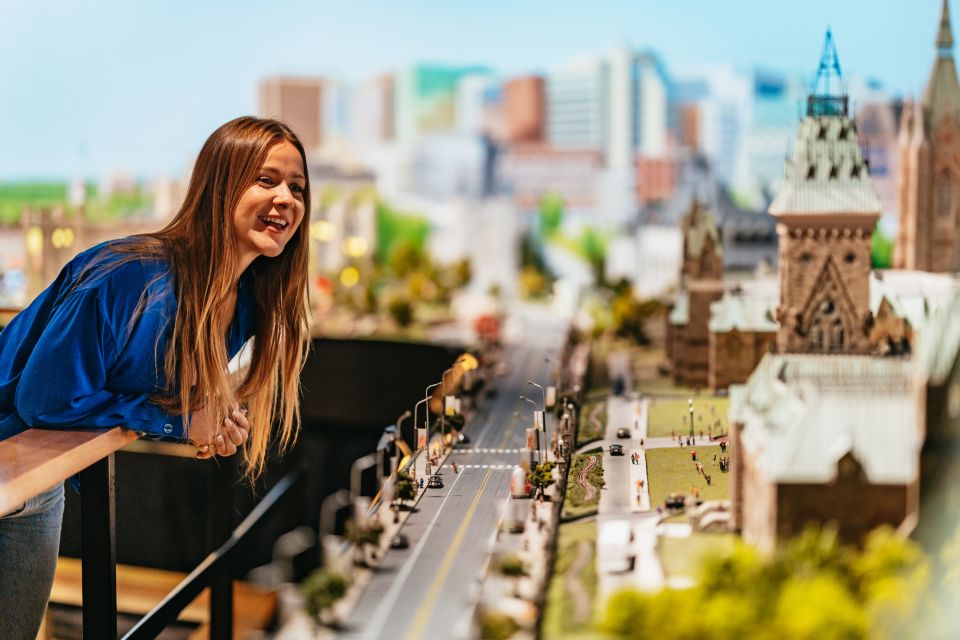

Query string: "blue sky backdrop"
[[0, 0, 947, 179]]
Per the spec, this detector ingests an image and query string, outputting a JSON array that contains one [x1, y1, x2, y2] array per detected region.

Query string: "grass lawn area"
[[635, 375, 699, 397], [542, 521, 612, 640], [645, 446, 729, 511], [658, 533, 736, 582], [577, 398, 607, 447], [562, 451, 604, 519], [646, 397, 729, 439]]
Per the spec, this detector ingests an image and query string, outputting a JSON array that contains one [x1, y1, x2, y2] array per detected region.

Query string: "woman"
[[0, 116, 310, 639]]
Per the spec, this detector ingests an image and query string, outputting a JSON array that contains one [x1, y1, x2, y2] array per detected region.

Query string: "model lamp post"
[[441, 353, 479, 432], [544, 355, 561, 407], [527, 380, 549, 461], [688, 398, 694, 439], [319, 488, 350, 569], [425, 381, 442, 444], [351, 453, 378, 524], [520, 395, 543, 463], [413, 397, 429, 479], [396, 409, 413, 452]]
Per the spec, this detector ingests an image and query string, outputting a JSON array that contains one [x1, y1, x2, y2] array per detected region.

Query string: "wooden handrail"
[[0, 427, 138, 514]]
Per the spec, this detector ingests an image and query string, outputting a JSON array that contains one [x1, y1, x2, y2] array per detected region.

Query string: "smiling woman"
[[234, 141, 307, 261], [0, 116, 311, 639]]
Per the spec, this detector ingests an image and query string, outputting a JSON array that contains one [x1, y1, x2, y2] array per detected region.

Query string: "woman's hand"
[[192, 408, 250, 459]]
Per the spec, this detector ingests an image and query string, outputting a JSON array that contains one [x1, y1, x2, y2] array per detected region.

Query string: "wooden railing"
[[0, 428, 305, 638], [0, 427, 138, 638]]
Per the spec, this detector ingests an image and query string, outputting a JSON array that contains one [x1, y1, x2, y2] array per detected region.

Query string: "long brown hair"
[[97, 117, 311, 481]]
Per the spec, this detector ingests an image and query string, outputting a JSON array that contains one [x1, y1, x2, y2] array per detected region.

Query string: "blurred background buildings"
[[0, 3, 927, 318]]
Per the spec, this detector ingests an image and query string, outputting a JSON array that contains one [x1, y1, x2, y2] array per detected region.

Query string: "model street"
[[338, 305, 567, 639]]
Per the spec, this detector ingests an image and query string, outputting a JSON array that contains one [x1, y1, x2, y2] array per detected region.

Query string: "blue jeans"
[[0, 482, 65, 640]]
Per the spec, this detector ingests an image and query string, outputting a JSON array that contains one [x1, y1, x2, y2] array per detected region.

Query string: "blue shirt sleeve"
[[13, 283, 185, 438]]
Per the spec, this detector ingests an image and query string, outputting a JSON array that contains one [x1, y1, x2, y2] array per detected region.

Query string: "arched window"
[[831, 319, 845, 352], [938, 172, 953, 218], [808, 321, 824, 351]]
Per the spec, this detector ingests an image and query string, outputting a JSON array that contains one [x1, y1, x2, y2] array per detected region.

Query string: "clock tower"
[[770, 31, 882, 354]]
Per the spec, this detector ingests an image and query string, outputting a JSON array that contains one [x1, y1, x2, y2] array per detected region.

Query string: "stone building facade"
[[729, 355, 921, 551], [768, 32, 881, 355], [728, 33, 932, 551], [666, 200, 724, 387], [895, 0, 960, 272], [707, 279, 779, 390]]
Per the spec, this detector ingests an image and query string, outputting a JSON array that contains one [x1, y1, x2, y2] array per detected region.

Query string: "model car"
[[427, 474, 444, 489], [616, 427, 631, 439], [390, 533, 410, 549], [665, 493, 685, 509], [609, 443, 625, 456]]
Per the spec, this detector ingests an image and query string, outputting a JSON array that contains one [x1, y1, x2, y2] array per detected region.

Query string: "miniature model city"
[[4, 4, 960, 639], [275, 8, 960, 638]]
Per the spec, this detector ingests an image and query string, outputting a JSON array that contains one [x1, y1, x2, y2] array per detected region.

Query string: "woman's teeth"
[[258, 216, 288, 229]]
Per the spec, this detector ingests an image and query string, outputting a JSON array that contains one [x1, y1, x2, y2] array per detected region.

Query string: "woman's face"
[[233, 140, 306, 265]]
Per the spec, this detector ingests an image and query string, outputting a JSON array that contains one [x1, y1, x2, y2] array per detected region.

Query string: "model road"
[[339, 304, 567, 639]]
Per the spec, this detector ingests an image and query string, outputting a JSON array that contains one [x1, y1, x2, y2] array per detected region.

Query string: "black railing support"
[[124, 464, 306, 639], [208, 457, 236, 639], [80, 454, 118, 640]]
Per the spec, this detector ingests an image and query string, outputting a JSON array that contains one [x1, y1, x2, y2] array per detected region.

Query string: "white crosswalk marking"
[[458, 464, 522, 470], [454, 448, 523, 455]]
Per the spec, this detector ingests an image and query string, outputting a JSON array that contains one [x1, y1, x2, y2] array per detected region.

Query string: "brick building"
[[768, 32, 881, 355], [895, 0, 960, 272], [729, 355, 921, 552], [727, 29, 960, 551], [258, 76, 326, 152], [707, 278, 778, 390], [502, 76, 545, 144], [666, 200, 724, 387]]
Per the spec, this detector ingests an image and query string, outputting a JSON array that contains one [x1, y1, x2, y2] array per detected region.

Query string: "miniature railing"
[[0, 427, 306, 638], [125, 463, 306, 639]]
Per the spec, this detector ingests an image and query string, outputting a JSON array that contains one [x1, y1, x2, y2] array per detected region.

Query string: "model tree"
[[301, 568, 350, 627], [394, 471, 416, 510]]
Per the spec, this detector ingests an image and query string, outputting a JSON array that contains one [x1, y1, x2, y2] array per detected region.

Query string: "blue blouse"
[[0, 240, 256, 442]]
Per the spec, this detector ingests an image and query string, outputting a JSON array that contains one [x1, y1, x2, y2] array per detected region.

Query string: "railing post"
[[80, 454, 118, 639], [207, 455, 236, 639]]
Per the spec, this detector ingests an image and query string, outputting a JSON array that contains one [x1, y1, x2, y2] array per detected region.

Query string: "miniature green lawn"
[[658, 533, 736, 582], [576, 396, 607, 447], [644, 446, 729, 511], [646, 397, 729, 438], [542, 521, 610, 640], [563, 451, 604, 519]]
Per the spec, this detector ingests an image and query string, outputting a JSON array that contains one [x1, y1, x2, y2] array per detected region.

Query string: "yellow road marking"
[[404, 469, 493, 640]]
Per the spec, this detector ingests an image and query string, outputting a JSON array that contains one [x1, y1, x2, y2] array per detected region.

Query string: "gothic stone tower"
[[895, 0, 960, 272], [680, 199, 724, 283], [770, 31, 881, 355]]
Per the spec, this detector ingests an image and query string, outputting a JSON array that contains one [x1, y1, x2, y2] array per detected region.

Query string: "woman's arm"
[[14, 285, 185, 438]]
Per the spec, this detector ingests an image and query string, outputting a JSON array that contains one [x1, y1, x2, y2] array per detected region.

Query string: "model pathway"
[[576, 455, 598, 502], [565, 540, 592, 624], [587, 401, 604, 440]]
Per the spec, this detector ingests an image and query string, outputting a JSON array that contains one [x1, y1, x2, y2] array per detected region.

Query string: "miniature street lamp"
[[425, 381, 442, 438], [527, 380, 549, 461], [351, 453, 378, 514], [520, 394, 543, 464], [688, 398, 695, 439], [396, 409, 413, 451], [319, 489, 350, 568]]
